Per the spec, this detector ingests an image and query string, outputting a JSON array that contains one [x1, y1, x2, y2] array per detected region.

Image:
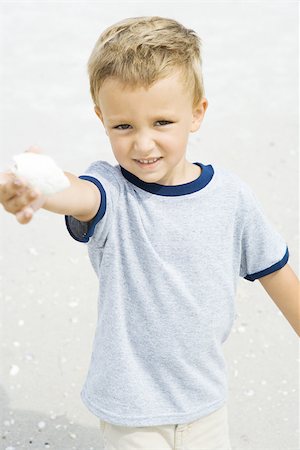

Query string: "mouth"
[[134, 157, 163, 168]]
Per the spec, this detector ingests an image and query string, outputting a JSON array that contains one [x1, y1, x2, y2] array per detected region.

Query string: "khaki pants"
[[99, 404, 232, 450]]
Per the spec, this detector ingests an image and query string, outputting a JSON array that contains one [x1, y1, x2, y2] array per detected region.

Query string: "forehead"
[[97, 72, 193, 112]]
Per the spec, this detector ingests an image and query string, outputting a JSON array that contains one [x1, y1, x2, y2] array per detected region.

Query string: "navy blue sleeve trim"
[[65, 175, 107, 243], [244, 246, 289, 282]]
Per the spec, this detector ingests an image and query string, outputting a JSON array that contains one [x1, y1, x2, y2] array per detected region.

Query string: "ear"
[[190, 98, 208, 133], [94, 106, 109, 135], [94, 106, 103, 123]]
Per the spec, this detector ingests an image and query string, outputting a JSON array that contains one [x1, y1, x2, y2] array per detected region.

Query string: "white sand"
[[1, 2, 299, 450]]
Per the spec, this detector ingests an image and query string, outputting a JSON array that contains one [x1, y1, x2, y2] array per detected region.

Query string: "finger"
[[0, 173, 29, 202], [16, 206, 34, 224], [5, 188, 38, 214], [0, 172, 11, 185], [25, 145, 42, 154]]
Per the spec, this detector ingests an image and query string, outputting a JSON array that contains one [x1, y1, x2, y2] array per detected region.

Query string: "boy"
[[1, 16, 299, 450]]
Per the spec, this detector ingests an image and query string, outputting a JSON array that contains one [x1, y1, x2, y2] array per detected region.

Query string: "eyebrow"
[[106, 111, 177, 123]]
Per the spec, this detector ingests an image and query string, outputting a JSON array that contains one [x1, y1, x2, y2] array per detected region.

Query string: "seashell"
[[11, 152, 70, 195]]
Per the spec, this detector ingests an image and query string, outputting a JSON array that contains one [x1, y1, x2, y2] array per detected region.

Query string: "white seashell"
[[11, 153, 70, 195]]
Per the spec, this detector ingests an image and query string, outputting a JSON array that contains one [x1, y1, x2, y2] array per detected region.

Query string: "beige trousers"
[[99, 404, 232, 450]]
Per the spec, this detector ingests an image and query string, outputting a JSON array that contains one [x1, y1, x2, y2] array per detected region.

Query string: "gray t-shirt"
[[65, 160, 289, 426]]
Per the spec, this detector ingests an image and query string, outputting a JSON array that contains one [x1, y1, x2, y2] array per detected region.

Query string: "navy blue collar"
[[120, 162, 214, 196]]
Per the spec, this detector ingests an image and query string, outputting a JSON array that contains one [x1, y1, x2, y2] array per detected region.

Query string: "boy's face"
[[95, 71, 208, 185]]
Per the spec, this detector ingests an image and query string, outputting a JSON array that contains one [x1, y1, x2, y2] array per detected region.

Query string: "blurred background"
[[0, 1, 299, 449]]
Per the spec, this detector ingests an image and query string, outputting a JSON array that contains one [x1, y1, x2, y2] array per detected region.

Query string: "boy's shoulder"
[[212, 163, 254, 194], [212, 163, 260, 215], [83, 160, 123, 186], [84, 159, 120, 176]]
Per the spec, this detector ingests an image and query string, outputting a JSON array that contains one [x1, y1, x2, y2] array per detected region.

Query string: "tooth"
[[138, 158, 159, 164]]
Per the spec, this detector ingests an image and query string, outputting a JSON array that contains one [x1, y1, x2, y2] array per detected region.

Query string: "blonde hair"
[[88, 16, 205, 107]]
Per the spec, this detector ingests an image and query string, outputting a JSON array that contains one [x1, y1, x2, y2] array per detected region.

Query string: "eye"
[[155, 120, 172, 126], [114, 124, 131, 130]]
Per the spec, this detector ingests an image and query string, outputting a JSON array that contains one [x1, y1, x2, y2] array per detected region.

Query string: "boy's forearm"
[[43, 172, 100, 222], [259, 264, 300, 337]]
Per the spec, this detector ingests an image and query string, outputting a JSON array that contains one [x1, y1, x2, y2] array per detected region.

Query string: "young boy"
[[1, 16, 299, 450]]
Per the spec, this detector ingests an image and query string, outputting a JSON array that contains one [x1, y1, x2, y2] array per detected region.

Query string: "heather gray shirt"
[[65, 161, 289, 426]]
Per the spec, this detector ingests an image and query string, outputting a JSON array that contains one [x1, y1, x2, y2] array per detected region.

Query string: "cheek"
[[163, 131, 188, 151], [109, 136, 129, 156], [160, 132, 179, 145]]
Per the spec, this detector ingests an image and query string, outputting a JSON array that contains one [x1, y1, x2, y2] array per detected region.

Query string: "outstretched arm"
[[43, 172, 100, 221], [259, 264, 300, 337], [0, 171, 100, 224]]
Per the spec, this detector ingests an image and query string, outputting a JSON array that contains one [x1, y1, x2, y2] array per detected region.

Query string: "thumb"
[[25, 145, 43, 154]]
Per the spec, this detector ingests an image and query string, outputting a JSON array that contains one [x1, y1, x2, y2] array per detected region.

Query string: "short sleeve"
[[239, 185, 289, 282], [65, 161, 120, 246]]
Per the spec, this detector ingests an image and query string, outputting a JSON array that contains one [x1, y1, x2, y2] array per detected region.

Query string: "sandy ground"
[[0, 2, 299, 449]]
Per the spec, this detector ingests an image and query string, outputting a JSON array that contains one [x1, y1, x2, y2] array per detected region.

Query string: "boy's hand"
[[1, 147, 99, 223], [0, 172, 45, 225]]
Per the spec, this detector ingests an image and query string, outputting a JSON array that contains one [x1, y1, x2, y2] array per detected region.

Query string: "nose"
[[133, 130, 155, 154]]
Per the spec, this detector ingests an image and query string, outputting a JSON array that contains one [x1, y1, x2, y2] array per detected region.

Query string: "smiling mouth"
[[134, 157, 163, 165]]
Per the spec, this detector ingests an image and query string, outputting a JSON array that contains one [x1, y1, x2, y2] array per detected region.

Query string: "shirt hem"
[[80, 389, 228, 426], [244, 245, 289, 282], [65, 175, 107, 243]]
